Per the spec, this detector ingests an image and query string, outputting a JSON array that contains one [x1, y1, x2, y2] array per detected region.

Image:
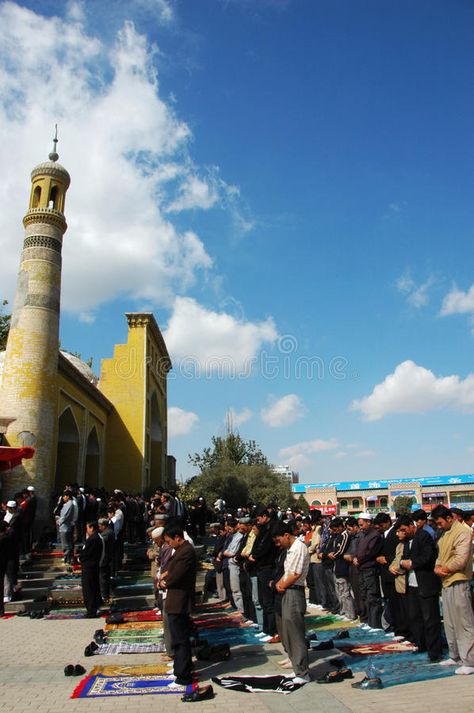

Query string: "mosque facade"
[[0, 142, 174, 521]]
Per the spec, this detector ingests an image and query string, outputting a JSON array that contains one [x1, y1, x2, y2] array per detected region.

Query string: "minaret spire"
[[49, 124, 59, 162]]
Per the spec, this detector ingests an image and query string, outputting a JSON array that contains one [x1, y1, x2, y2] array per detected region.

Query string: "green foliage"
[[294, 493, 310, 514], [186, 433, 294, 510], [188, 433, 268, 471], [393, 495, 415, 515], [0, 300, 11, 350]]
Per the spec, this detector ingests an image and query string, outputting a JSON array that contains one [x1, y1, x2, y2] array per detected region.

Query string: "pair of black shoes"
[[84, 641, 99, 657], [29, 610, 47, 619], [182, 684, 214, 702], [64, 664, 86, 677]]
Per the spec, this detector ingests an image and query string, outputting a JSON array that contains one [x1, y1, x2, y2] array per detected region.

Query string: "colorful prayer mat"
[[337, 640, 416, 656], [93, 642, 166, 655], [212, 675, 305, 694], [45, 610, 86, 620], [72, 673, 195, 698], [89, 663, 170, 676], [105, 621, 163, 631], [104, 630, 164, 644], [345, 651, 456, 688], [304, 614, 359, 631], [193, 614, 247, 629], [118, 611, 162, 622]]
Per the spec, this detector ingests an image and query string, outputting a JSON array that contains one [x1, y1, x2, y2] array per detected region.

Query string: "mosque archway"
[[84, 426, 100, 488], [149, 391, 163, 488], [55, 407, 80, 491]]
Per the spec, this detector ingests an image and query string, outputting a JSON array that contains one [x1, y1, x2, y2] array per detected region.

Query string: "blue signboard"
[[292, 473, 474, 493]]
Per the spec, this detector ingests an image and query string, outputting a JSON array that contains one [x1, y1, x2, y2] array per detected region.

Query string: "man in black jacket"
[[398, 516, 442, 661], [353, 512, 383, 629], [79, 521, 103, 617], [248, 506, 278, 637], [375, 513, 403, 633], [98, 518, 115, 602]]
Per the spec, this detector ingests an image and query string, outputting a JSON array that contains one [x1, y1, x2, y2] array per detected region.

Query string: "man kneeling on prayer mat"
[[159, 523, 197, 687], [273, 521, 311, 684]]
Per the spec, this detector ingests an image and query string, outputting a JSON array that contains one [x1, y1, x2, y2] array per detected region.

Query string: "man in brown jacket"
[[432, 505, 474, 675], [159, 523, 197, 686]]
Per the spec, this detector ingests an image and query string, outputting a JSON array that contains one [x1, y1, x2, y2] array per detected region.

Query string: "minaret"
[[0, 129, 70, 519]]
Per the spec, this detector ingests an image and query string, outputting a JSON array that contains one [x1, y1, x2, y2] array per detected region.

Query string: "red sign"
[[310, 504, 337, 515]]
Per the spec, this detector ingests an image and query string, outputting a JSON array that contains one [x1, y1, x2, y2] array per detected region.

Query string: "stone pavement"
[[0, 616, 471, 713]]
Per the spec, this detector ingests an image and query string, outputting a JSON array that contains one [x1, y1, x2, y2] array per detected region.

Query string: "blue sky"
[[1, 0, 474, 484]]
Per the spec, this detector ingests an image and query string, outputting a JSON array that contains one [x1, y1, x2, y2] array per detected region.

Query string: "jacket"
[[435, 519, 473, 588], [252, 521, 277, 569], [79, 532, 103, 569], [378, 525, 400, 583], [355, 526, 383, 570], [164, 540, 197, 614], [403, 527, 441, 597]]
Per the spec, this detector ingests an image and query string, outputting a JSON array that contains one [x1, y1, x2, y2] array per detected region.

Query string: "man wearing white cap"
[[353, 512, 383, 629], [3, 502, 21, 603]]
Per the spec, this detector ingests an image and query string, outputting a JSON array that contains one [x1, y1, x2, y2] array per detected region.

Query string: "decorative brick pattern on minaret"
[[0, 140, 70, 520]]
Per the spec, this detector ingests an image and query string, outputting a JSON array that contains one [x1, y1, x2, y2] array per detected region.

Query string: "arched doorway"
[[55, 408, 80, 491], [84, 426, 100, 488], [149, 392, 163, 487]]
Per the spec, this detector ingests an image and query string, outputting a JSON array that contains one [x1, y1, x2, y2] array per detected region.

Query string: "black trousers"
[[358, 568, 382, 628], [406, 586, 442, 660], [99, 564, 112, 599], [257, 568, 276, 635], [81, 565, 102, 615], [168, 612, 193, 683], [381, 579, 403, 634], [239, 568, 256, 621]]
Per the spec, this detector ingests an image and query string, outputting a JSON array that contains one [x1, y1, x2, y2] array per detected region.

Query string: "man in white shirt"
[[273, 521, 311, 685]]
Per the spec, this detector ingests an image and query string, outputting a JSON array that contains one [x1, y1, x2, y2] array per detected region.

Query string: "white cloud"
[[440, 284, 474, 316], [396, 271, 433, 308], [168, 406, 199, 437], [351, 360, 474, 421], [0, 4, 246, 314], [354, 449, 376, 458], [164, 296, 278, 373], [278, 438, 339, 460], [335, 451, 347, 459], [285, 454, 311, 471], [261, 394, 305, 428], [228, 407, 252, 427]]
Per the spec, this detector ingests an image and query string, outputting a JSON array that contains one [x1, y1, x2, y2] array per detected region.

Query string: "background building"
[[0, 146, 173, 522], [293, 473, 474, 515], [272, 464, 300, 484]]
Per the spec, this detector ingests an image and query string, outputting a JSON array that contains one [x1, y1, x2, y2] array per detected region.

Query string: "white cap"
[[152, 527, 164, 539], [27, 486, 35, 492], [79, 487, 85, 493], [357, 512, 373, 521], [7, 500, 17, 508]]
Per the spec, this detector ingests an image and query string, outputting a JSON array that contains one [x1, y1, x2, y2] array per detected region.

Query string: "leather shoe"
[[351, 676, 383, 689], [74, 665, 86, 676], [334, 630, 350, 640], [182, 685, 214, 702], [64, 665, 74, 676]]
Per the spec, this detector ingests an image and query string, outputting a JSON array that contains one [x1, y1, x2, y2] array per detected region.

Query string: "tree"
[[188, 433, 268, 471], [294, 494, 310, 515], [393, 495, 415, 516], [0, 300, 11, 350], [186, 433, 294, 510]]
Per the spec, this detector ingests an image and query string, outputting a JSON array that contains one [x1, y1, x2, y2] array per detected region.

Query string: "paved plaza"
[[0, 616, 471, 713]]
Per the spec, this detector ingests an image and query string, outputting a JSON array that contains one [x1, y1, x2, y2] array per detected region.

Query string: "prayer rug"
[[88, 663, 170, 676], [193, 614, 247, 629], [104, 630, 164, 644], [92, 642, 166, 655], [337, 640, 416, 656], [45, 610, 86, 620], [105, 621, 163, 631], [345, 651, 456, 688], [71, 673, 195, 698], [304, 614, 359, 631], [204, 627, 266, 646], [212, 675, 306, 694], [118, 610, 162, 622]]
